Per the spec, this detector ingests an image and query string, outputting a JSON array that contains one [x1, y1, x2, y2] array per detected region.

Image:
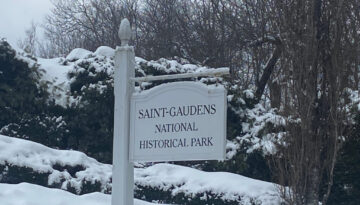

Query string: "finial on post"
[[119, 18, 132, 46]]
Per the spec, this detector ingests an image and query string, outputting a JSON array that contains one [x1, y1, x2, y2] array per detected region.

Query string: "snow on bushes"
[[40, 47, 228, 107], [39, 46, 284, 158], [239, 103, 286, 155], [0, 134, 281, 204], [0, 134, 112, 194], [135, 163, 281, 205], [94, 46, 115, 58], [66, 48, 93, 61], [225, 87, 286, 158]]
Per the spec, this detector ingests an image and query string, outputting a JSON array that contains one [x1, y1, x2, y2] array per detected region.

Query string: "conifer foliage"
[[0, 39, 68, 149], [0, 39, 42, 126]]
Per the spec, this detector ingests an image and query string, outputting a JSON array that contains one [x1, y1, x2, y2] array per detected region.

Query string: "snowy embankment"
[[0, 134, 281, 204], [0, 183, 155, 205]]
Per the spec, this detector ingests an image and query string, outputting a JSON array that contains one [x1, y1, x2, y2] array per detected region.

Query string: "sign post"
[[112, 18, 228, 205], [112, 19, 134, 205]]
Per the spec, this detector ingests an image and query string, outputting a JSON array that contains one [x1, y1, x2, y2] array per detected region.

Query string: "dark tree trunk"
[[254, 43, 282, 102]]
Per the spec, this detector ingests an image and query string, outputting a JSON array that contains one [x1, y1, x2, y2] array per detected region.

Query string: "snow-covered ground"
[[0, 183, 156, 205], [0, 134, 281, 204]]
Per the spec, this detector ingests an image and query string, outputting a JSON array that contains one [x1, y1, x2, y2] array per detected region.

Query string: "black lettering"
[[158, 140, 164, 148], [192, 122, 198, 131], [181, 123, 187, 131], [176, 107, 183, 116], [197, 104, 203, 115], [154, 140, 158, 148], [190, 105, 197, 115], [172, 139, 178, 147], [154, 108, 160, 118], [202, 137, 207, 146], [204, 104, 210, 114], [159, 125, 165, 133], [148, 140, 153, 149], [210, 104, 216, 114], [140, 140, 146, 149], [183, 106, 190, 116], [174, 123, 180, 132], [179, 138, 184, 147], [144, 109, 150, 118], [164, 140, 170, 148], [191, 138, 196, 146], [161, 108, 167, 117], [169, 107, 176, 117], [207, 137, 214, 146], [138, 109, 144, 119], [155, 124, 161, 133]]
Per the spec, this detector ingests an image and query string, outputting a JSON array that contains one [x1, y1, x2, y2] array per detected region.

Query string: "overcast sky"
[[0, 0, 53, 49]]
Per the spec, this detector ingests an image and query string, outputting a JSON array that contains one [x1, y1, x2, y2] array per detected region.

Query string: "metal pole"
[[112, 18, 134, 205]]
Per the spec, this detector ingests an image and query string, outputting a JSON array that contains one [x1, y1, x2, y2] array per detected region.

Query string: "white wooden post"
[[112, 18, 134, 205]]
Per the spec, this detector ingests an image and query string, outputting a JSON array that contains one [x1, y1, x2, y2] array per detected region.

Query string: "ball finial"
[[118, 18, 131, 46]]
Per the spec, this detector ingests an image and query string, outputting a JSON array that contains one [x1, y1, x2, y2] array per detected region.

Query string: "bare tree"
[[271, 0, 360, 204], [43, 0, 139, 57], [17, 21, 38, 55]]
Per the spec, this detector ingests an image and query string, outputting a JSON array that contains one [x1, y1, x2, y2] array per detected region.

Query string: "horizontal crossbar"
[[130, 68, 229, 83]]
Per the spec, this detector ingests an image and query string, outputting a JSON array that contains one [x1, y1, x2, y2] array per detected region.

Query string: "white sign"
[[129, 81, 227, 162]]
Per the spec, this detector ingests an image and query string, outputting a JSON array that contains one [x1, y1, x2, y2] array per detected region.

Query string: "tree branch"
[[254, 41, 282, 102]]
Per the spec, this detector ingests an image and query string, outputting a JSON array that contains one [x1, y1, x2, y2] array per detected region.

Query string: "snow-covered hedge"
[[0, 134, 281, 204], [0, 134, 112, 194], [135, 163, 281, 205], [0, 183, 159, 205]]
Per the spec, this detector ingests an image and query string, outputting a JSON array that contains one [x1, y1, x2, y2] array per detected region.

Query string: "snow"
[[0, 134, 281, 204], [0, 134, 112, 193], [14, 52, 37, 68], [132, 81, 225, 96], [37, 47, 229, 107], [66, 48, 92, 61], [348, 90, 360, 111], [135, 163, 281, 204], [94, 46, 115, 58], [240, 103, 286, 155], [0, 183, 157, 205], [5, 45, 286, 204], [139, 57, 224, 75], [244, 89, 255, 99], [226, 140, 239, 159], [38, 58, 72, 107]]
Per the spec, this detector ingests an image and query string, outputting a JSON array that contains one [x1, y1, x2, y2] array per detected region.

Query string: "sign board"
[[129, 81, 227, 162]]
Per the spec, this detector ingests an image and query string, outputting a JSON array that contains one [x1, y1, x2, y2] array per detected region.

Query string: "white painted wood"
[[118, 18, 132, 46], [130, 67, 229, 83], [112, 19, 134, 205], [129, 82, 227, 162]]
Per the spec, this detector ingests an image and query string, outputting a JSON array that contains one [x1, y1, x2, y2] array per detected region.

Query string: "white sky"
[[0, 0, 53, 49]]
